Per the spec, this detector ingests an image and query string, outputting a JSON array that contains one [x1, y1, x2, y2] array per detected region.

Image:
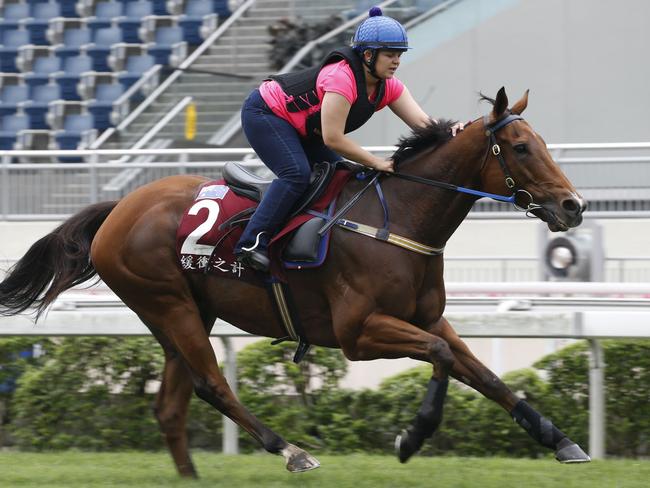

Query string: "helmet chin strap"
[[363, 49, 382, 80]]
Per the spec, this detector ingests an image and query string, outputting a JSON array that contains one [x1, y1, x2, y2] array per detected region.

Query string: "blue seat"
[[88, 0, 125, 31], [55, 113, 96, 151], [23, 2, 63, 45], [94, 1, 124, 17], [87, 82, 125, 129], [211, 0, 232, 18], [0, 29, 32, 72], [151, 0, 170, 15], [147, 25, 184, 64], [22, 83, 62, 129], [116, 0, 154, 43], [117, 52, 155, 88], [0, 113, 30, 150], [0, 3, 31, 29], [54, 27, 93, 61], [53, 54, 94, 100], [24, 55, 62, 88], [177, 0, 215, 44], [59, 1, 79, 18], [85, 26, 123, 71], [0, 84, 30, 117]]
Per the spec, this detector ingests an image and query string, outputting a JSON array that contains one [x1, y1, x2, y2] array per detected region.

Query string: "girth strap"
[[268, 281, 311, 363], [336, 219, 444, 256]]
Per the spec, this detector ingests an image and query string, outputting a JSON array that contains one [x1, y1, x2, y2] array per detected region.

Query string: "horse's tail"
[[0, 200, 118, 320]]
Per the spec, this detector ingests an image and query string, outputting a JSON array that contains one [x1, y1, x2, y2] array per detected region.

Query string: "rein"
[[392, 113, 542, 214], [317, 113, 543, 256]]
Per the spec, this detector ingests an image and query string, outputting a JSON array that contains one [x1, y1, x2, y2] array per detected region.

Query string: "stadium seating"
[[117, 1, 154, 42], [0, 113, 30, 150], [22, 82, 63, 129], [23, 1, 63, 45], [47, 100, 85, 131], [0, 0, 231, 151], [0, 29, 32, 72], [147, 25, 186, 65], [86, 81, 125, 129], [117, 52, 156, 88], [0, 83, 29, 117], [54, 113, 97, 150], [85, 26, 124, 71], [179, 0, 221, 44], [0, 3, 30, 30], [53, 53, 94, 99], [23, 53, 62, 87], [53, 26, 93, 60]]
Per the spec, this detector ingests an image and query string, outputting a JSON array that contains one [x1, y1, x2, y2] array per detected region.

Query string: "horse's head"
[[480, 87, 586, 231]]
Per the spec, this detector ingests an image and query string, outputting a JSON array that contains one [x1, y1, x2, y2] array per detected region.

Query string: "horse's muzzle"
[[532, 195, 586, 231]]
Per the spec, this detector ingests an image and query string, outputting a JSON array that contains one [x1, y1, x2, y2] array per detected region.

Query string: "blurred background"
[[0, 0, 648, 461]]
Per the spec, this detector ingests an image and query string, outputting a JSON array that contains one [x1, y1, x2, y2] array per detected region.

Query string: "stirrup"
[[236, 249, 270, 272], [237, 232, 270, 271]]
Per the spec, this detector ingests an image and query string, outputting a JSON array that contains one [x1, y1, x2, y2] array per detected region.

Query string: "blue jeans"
[[235, 89, 340, 252]]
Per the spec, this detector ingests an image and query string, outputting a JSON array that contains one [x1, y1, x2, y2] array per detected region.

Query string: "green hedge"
[[1, 337, 648, 458]]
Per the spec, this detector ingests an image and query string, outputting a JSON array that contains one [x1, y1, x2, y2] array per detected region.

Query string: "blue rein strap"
[[455, 186, 515, 203], [389, 171, 516, 203], [390, 113, 526, 205]]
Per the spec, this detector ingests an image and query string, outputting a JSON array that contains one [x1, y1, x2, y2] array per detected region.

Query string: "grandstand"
[[0, 0, 443, 155], [0, 0, 233, 152]]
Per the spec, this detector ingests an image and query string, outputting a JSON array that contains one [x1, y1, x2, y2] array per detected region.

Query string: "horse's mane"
[[478, 93, 496, 107], [391, 118, 456, 165]]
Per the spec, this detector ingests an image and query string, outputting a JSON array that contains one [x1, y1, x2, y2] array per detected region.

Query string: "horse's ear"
[[511, 89, 529, 115], [492, 87, 508, 118]]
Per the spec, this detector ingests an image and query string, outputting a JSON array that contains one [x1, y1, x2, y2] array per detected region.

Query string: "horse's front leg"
[[335, 312, 455, 462], [430, 316, 590, 463]]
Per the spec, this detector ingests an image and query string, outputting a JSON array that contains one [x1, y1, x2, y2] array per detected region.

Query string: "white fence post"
[[220, 337, 239, 454], [588, 338, 605, 459]]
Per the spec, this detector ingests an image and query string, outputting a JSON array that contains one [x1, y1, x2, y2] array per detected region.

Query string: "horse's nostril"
[[562, 198, 581, 215]]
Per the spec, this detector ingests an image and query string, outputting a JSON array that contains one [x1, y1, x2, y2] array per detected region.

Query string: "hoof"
[[281, 443, 320, 473], [555, 438, 591, 463], [395, 429, 420, 464]]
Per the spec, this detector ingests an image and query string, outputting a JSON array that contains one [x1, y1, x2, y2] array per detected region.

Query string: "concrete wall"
[[351, 0, 650, 145]]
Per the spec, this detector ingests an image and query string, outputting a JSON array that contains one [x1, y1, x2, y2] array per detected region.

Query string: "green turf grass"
[[0, 452, 648, 488]]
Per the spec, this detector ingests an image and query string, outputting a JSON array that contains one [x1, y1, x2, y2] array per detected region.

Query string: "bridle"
[[481, 113, 543, 216], [317, 113, 544, 239], [389, 113, 543, 216]]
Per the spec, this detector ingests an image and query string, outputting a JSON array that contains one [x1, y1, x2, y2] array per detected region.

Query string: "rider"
[[234, 6, 462, 271]]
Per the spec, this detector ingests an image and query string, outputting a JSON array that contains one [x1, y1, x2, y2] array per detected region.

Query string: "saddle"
[[213, 161, 353, 363], [223, 160, 348, 264], [223, 160, 336, 219]]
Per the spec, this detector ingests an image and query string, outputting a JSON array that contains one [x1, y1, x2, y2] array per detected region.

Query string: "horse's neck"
[[386, 134, 487, 248]]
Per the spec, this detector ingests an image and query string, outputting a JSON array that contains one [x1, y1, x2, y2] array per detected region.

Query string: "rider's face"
[[366, 49, 403, 79]]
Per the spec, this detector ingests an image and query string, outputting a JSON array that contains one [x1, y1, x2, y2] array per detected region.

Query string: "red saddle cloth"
[[175, 170, 352, 285]]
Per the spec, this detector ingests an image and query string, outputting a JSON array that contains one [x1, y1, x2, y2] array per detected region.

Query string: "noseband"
[[483, 114, 543, 215]]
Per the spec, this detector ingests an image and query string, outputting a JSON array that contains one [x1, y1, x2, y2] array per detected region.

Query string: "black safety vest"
[[267, 47, 385, 141]]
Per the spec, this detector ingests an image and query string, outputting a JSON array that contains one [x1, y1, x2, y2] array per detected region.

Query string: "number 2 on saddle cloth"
[[175, 166, 353, 286]]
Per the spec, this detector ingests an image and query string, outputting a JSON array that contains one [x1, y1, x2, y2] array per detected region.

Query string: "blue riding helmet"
[[352, 6, 410, 52]]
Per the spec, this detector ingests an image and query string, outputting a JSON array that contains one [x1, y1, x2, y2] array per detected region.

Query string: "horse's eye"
[[513, 143, 527, 154]]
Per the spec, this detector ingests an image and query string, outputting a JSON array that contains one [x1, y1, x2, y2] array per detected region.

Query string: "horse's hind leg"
[[430, 316, 590, 463], [153, 343, 196, 477], [142, 304, 320, 473]]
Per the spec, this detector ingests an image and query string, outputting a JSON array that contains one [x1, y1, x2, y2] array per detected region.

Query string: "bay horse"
[[0, 88, 589, 476]]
